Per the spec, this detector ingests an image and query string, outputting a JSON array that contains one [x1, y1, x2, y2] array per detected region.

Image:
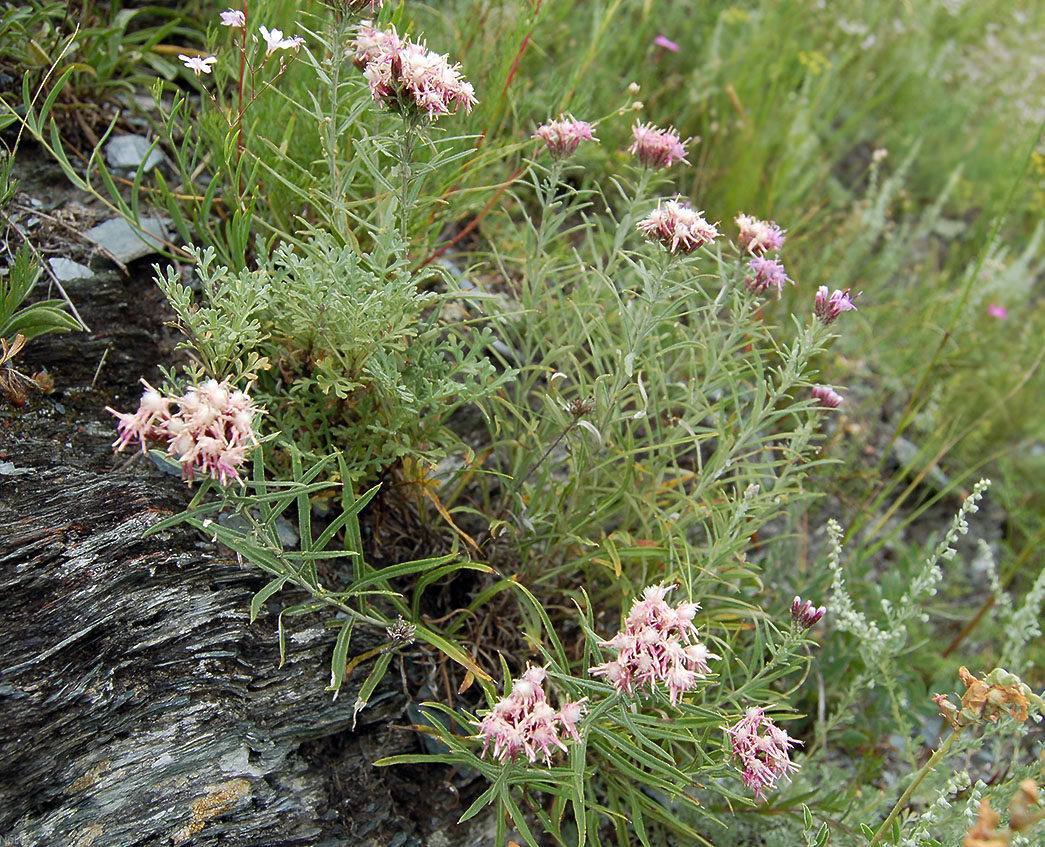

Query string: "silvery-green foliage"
[[157, 229, 511, 479]]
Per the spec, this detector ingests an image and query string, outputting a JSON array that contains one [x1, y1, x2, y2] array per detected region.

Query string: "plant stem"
[[236, 1, 247, 201], [866, 727, 963, 847], [398, 116, 417, 246]]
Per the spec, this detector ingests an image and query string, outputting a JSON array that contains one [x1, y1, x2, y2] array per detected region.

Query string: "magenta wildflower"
[[477, 665, 588, 764], [532, 117, 597, 159], [219, 9, 246, 27], [814, 285, 858, 324], [352, 23, 477, 118], [811, 384, 844, 409], [745, 257, 792, 296], [629, 121, 690, 169], [108, 379, 260, 486], [790, 595, 826, 630], [726, 706, 802, 801], [735, 213, 786, 255], [179, 54, 217, 75], [987, 304, 1008, 320], [637, 199, 719, 254], [589, 584, 720, 706], [653, 34, 680, 52]]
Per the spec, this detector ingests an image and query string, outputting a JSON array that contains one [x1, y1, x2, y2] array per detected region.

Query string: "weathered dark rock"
[[0, 464, 408, 845], [1, 185, 493, 846]]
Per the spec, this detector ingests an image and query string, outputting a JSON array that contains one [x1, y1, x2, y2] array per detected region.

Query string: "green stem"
[[866, 727, 964, 847], [398, 116, 418, 246]]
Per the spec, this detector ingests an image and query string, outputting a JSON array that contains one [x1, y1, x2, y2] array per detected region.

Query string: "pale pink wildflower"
[[352, 23, 476, 118], [477, 665, 588, 764], [532, 117, 597, 159], [351, 22, 403, 66], [589, 584, 720, 706], [811, 384, 844, 409], [653, 35, 680, 52], [179, 54, 217, 75], [814, 285, 858, 324], [726, 706, 801, 801], [735, 213, 786, 255], [259, 26, 304, 56], [108, 379, 260, 486], [629, 121, 690, 169], [987, 304, 1008, 320], [745, 257, 792, 296], [219, 9, 246, 27], [637, 199, 719, 254], [790, 596, 826, 630]]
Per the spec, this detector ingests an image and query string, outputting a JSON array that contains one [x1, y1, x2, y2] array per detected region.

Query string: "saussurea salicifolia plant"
[[97, 8, 1044, 847]]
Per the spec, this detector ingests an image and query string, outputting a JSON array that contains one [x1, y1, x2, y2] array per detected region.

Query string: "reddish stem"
[[500, 0, 540, 101], [421, 165, 525, 267]]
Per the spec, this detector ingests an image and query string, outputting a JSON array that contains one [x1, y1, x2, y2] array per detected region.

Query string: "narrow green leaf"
[[353, 651, 393, 715], [327, 619, 354, 692], [250, 576, 288, 623]]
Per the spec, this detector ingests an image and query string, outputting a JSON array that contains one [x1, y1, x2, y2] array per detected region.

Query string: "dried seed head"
[[568, 397, 596, 418], [385, 615, 417, 644]]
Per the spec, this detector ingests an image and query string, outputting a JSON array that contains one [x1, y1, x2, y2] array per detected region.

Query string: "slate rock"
[[48, 257, 95, 282], [84, 216, 169, 264], [105, 134, 164, 172]]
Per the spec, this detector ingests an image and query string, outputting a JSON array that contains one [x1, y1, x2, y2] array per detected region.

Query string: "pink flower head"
[[790, 595, 826, 629], [532, 117, 597, 159], [637, 199, 719, 254], [258, 25, 304, 56], [351, 22, 404, 66], [987, 304, 1008, 320], [814, 285, 858, 325], [477, 665, 587, 765], [107, 379, 260, 486], [653, 35, 680, 52], [629, 121, 690, 169], [745, 257, 792, 296], [352, 23, 477, 118], [734, 214, 787, 255], [589, 583, 720, 706], [811, 384, 844, 409], [179, 54, 217, 75], [726, 706, 802, 801], [219, 9, 246, 27]]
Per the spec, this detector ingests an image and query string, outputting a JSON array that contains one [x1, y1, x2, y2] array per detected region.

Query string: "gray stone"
[[84, 216, 169, 264], [105, 134, 164, 172], [48, 257, 94, 282]]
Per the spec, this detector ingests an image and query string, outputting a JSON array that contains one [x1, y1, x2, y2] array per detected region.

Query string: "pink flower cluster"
[[532, 118, 597, 159], [637, 199, 719, 254], [735, 214, 786, 255], [352, 23, 477, 118], [744, 256, 792, 296], [726, 706, 801, 801], [811, 384, 843, 409], [590, 584, 720, 706], [108, 379, 260, 486], [814, 285, 858, 324], [477, 666, 587, 764], [629, 121, 690, 169]]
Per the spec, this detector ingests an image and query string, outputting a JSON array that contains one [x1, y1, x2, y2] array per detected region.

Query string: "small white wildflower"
[[220, 9, 246, 27], [179, 54, 217, 75]]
